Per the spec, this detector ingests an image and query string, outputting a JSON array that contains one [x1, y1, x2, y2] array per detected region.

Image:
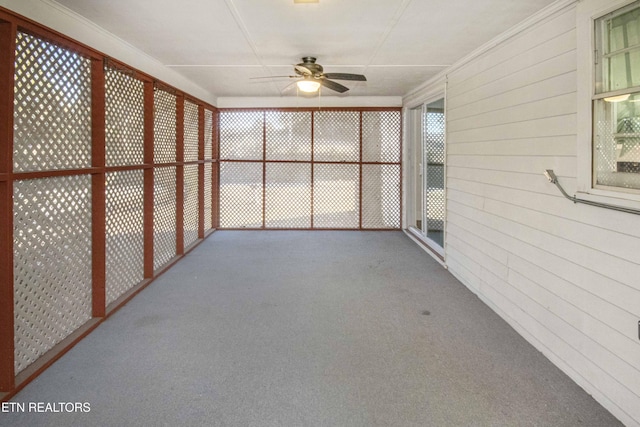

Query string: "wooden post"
[[91, 57, 106, 318], [0, 20, 16, 392], [198, 105, 205, 238], [176, 96, 184, 255], [143, 81, 154, 278]]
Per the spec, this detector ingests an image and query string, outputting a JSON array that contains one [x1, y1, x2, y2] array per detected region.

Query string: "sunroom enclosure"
[[0, 8, 402, 399], [2, 0, 640, 425]]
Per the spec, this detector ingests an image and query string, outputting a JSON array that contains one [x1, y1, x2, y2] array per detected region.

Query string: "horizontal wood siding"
[[443, 4, 640, 426]]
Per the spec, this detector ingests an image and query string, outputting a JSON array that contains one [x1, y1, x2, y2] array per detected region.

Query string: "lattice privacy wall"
[[184, 101, 199, 162], [314, 111, 360, 162], [154, 166, 177, 271], [314, 163, 360, 228], [362, 111, 402, 163], [362, 164, 401, 229], [154, 89, 177, 164], [219, 109, 401, 229], [265, 111, 312, 161], [205, 109, 216, 232], [220, 162, 263, 228], [105, 68, 144, 166], [204, 163, 213, 231], [204, 109, 213, 160], [5, 20, 219, 394], [13, 31, 92, 172], [105, 170, 144, 305], [183, 165, 199, 247], [220, 111, 263, 160], [13, 176, 92, 374], [265, 163, 311, 228]]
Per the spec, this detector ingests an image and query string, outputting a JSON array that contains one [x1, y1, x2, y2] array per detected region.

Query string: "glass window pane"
[[606, 50, 640, 91], [593, 93, 640, 190], [596, 1, 640, 93], [608, 7, 640, 53]]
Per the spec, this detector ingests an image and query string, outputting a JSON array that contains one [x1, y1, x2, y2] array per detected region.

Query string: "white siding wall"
[[406, 1, 640, 425]]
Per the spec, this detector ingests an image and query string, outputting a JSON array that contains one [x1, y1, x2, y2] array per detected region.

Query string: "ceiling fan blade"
[[323, 73, 367, 81], [294, 65, 313, 76], [320, 78, 349, 93]]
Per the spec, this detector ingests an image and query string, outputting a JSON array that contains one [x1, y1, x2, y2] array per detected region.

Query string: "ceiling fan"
[[253, 57, 367, 93]]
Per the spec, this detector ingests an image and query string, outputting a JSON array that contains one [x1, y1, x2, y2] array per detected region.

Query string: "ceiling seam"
[[362, 0, 415, 77], [223, 0, 280, 94]]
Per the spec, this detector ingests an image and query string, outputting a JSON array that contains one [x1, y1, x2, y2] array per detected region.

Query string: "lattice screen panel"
[[105, 170, 144, 305], [184, 101, 199, 162], [154, 166, 177, 271], [362, 111, 401, 163], [220, 162, 263, 228], [362, 164, 401, 229], [265, 111, 312, 161], [217, 109, 401, 230], [13, 175, 92, 374], [314, 111, 359, 162], [265, 163, 311, 228], [313, 163, 359, 228], [204, 163, 213, 231], [204, 109, 213, 159], [154, 89, 177, 164], [105, 68, 144, 166], [184, 164, 199, 248], [220, 111, 263, 160], [13, 32, 92, 172]]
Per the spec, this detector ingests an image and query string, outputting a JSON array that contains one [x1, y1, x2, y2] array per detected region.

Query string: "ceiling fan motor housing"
[[296, 57, 323, 77]]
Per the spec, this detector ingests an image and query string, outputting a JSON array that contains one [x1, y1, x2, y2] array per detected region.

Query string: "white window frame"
[[577, 0, 640, 209]]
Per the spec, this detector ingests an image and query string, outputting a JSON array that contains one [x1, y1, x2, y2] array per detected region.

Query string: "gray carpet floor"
[[0, 231, 621, 426]]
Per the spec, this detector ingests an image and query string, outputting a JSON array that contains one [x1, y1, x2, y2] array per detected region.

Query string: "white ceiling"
[[52, 0, 558, 99]]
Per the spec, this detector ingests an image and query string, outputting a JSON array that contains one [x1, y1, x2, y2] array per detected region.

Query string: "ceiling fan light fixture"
[[297, 79, 321, 93]]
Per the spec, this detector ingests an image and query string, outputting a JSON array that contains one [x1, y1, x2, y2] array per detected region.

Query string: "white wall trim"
[[216, 96, 402, 109], [0, 0, 217, 105], [402, 0, 579, 105]]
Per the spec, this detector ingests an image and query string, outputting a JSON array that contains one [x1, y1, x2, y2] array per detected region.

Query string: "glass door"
[[423, 99, 445, 248], [407, 98, 445, 253]]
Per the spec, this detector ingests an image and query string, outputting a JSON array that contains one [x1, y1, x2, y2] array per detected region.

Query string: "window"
[[593, 0, 640, 191]]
